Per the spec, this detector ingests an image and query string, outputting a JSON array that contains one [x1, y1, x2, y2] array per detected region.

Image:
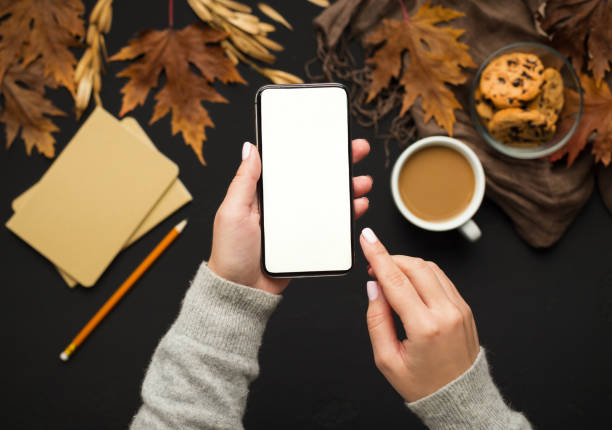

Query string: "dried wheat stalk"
[[187, 0, 302, 84], [307, 0, 330, 7], [258, 3, 293, 30], [221, 40, 302, 84], [74, 0, 112, 118]]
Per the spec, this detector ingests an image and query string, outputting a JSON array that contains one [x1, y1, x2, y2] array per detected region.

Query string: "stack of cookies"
[[475, 52, 564, 146]]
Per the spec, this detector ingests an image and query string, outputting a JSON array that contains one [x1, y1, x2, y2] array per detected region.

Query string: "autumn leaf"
[[550, 74, 612, 167], [364, 1, 475, 136], [540, 0, 612, 86], [0, 61, 65, 157], [0, 0, 85, 93], [110, 24, 245, 164]]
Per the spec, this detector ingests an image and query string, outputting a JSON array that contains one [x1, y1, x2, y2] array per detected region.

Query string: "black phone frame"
[[255, 83, 355, 278]]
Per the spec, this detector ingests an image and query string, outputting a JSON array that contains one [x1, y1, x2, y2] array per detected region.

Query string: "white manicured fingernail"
[[362, 227, 377, 244], [367, 281, 379, 301], [242, 142, 252, 160]]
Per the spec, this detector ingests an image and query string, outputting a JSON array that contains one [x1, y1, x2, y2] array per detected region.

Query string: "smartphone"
[[255, 83, 354, 277]]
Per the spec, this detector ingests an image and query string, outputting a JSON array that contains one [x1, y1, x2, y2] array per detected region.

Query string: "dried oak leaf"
[[364, 1, 475, 136], [540, 0, 612, 86], [0, 0, 84, 93], [550, 74, 612, 167], [1, 60, 65, 157], [110, 24, 245, 164]]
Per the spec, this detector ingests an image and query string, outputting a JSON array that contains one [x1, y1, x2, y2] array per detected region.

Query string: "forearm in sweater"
[[130, 262, 281, 430], [407, 348, 532, 430], [131, 261, 530, 430]]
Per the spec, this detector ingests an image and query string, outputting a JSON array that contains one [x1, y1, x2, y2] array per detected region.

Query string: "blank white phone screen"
[[260, 86, 352, 274]]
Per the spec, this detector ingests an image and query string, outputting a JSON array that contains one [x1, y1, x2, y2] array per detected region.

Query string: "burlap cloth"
[[313, 0, 612, 247]]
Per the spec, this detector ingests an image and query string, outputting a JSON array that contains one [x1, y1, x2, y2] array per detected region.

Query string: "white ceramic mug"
[[390, 136, 486, 241]]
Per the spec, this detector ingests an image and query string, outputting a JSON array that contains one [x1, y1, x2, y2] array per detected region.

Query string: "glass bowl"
[[470, 42, 583, 159]]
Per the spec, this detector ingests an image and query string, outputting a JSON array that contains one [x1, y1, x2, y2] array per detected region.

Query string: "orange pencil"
[[60, 219, 187, 361]]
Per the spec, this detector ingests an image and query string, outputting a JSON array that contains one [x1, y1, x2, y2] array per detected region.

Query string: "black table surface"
[[2, 1, 612, 429]]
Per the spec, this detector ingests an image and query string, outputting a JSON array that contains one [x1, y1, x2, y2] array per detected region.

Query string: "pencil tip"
[[175, 219, 188, 233], [60, 352, 69, 362]]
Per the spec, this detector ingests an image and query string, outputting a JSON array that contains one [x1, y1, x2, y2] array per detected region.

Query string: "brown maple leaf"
[[110, 24, 245, 165], [0, 0, 84, 93], [540, 0, 612, 86], [1, 60, 65, 157], [550, 74, 612, 167], [364, 1, 475, 136]]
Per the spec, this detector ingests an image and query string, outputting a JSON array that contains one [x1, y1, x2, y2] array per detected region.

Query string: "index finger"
[[360, 228, 427, 331], [391, 255, 452, 309], [352, 139, 370, 164]]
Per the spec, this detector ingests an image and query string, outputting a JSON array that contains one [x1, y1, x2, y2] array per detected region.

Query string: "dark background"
[[2, 1, 612, 429]]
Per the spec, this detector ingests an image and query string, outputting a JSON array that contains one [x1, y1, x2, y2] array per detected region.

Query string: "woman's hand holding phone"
[[360, 227, 480, 402], [208, 139, 372, 295], [208, 138, 481, 403]]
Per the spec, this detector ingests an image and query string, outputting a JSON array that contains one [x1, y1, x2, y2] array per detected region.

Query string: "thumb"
[[224, 142, 261, 208], [366, 281, 401, 371]]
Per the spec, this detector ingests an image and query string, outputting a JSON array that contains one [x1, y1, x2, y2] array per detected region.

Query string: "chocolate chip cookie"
[[527, 67, 564, 129], [488, 108, 553, 144], [474, 88, 495, 125], [480, 53, 544, 108]]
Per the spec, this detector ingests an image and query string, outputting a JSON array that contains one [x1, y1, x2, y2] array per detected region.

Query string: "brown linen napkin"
[[314, 0, 610, 247]]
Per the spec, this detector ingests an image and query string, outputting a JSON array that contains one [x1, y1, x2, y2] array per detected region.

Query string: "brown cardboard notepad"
[[12, 116, 192, 287], [6, 107, 179, 287]]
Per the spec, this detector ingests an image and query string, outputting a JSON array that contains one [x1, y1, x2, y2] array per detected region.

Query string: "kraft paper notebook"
[[6, 107, 179, 287], [12, 116, 192, 287]]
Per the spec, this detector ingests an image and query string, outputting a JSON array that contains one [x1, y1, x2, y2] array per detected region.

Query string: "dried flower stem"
[[169, 0, 174, 27], [74, 0, 113, 118], [398, 0, 410, 22]]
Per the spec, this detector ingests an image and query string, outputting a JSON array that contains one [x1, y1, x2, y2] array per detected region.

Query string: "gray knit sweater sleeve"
[[407, 348, 532, 430], [131, 262, 530, 430], [130, 262, 281, 430]]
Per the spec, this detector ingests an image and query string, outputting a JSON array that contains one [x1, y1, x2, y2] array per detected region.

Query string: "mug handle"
[[459, 219, 481, 242]]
